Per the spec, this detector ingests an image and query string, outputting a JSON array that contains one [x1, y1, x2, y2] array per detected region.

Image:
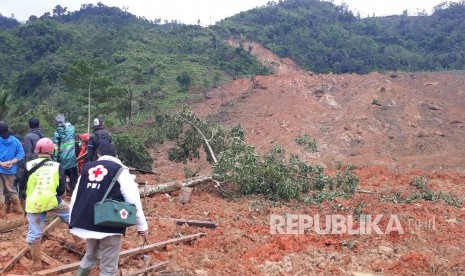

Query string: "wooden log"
[[139, 176, 213, 197], [42, 217, 61, 235], [0, 216, 25, 233], [127, 261, 170, 276], [0, 217, 62, 273], [36, 233, 206, 275], [140, 182, 183, 197], [174, 219, 218, 229], [129, 167, 156, 175], [41, 252, 63, 267], [356, 189, 375, 194], [0, 247, 28, 273]]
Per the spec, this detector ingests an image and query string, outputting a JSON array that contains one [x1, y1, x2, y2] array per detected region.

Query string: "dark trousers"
[[65, 166, 79, 192]]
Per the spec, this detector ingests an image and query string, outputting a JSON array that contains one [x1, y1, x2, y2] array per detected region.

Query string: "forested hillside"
[[215, 0, 465, 73], [1, 0, 465, 133], [0, 3, 269, 133]]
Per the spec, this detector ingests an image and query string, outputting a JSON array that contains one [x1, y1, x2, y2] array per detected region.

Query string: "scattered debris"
[[174, 219, 218, 229]]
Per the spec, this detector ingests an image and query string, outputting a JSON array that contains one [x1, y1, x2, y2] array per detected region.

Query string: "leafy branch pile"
[[156, 107, 359, 202], [380, 176, 462, 207]]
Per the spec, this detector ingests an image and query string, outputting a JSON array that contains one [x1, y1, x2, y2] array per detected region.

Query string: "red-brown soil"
[[1, 41, 465, 275]]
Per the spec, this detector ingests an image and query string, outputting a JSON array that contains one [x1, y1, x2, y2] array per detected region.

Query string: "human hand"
[[0, 161, 11, 169]]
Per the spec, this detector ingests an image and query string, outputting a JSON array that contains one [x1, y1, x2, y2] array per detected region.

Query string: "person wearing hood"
[[0, 121, 25, 218], [23, 118, 45, 162], [52, 115, 78, 193]]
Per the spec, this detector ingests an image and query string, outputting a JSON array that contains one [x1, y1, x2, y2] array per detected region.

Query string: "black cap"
[[97, 142, 117, 157]]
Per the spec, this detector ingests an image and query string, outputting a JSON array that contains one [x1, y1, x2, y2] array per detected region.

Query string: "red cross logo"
[[88, 165, 108, 182], [93, 168, 103, 178], [120, 209, 128, 220]]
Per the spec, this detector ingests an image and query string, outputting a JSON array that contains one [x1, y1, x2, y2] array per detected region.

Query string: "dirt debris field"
[[1, 42, 465, 275]]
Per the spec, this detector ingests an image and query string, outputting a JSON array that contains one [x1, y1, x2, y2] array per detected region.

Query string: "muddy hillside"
[[1, 41, 465, 275]]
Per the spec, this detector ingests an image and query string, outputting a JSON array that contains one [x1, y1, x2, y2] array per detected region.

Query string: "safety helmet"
[[34, 138, 56, 155], [81, 133, 90, 142]]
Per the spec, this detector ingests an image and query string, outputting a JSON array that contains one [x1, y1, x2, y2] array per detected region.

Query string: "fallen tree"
[[152, 107, 360, 202], [139, 176, 213, 197]]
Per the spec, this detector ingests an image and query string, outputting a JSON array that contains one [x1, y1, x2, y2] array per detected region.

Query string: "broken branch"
[[174, 219, 218, 229]]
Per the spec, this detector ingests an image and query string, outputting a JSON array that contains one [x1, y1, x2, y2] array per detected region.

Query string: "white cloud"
[[0, 0, 461, 24]]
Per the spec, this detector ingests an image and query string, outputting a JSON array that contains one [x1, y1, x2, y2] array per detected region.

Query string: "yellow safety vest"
[[25, 158, 60, 213]]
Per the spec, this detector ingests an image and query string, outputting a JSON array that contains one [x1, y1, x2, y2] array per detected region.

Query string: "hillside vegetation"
[[1, 0, 464, 133], [0, 4, 269, 133], [216, 0, 465, 73]]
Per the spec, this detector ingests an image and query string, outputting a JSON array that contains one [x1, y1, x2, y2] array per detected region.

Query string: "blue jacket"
[[0, 135, 25, 175], [53, 122, 77, 170]]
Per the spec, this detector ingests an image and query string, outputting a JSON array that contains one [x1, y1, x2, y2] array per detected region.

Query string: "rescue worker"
[[53, 114, 78, 192], [19, 138, 70, 270], [77, 133, 90, 174], [70, 143, 148, 275], [86, 117, 113, 162]]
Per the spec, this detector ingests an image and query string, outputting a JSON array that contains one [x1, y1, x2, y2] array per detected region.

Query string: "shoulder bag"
[[94, 167, 137, 228]]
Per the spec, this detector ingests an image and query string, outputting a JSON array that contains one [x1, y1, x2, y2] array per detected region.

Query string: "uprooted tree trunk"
[[139, 176, 214, 197]]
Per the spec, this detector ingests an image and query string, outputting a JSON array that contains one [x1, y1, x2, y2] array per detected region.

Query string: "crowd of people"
[[0, 116, 148, 275]]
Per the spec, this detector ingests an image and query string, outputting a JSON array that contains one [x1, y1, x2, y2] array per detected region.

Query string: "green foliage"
[[163, 107, 359, 202], [295, 134, 318, 152], [113, 134, 153, 171], [0, 4, 269, 127], [341, 240, 357, 250], [217, 0, 465, 73], [176, 71, 192, 91], [328, 169, 359, 195], [0, 90, 10, 118], [380, 176, 462, 207]]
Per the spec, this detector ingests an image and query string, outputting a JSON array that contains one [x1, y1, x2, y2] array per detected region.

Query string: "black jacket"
[[23, 128, 44, 162]]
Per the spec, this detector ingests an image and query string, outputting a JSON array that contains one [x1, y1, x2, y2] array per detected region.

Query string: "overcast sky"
[[0, 0, 460, 26]]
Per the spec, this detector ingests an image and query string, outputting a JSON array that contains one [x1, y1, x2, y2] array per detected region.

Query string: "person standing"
[[53, 114, 78, 192], [77, 133, 89, 174], [19, 138, 70, 270], [70, 143, 148, 276], [23, 118, 45, 162], [86, 117, 113, 162], [0, 121, 25, 218]]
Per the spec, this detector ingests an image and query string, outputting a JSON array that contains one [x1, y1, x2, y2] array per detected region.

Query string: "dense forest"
[[216, 0, 465, 74], [0, 0, 464, 134], [0, 4, 269, 133]]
